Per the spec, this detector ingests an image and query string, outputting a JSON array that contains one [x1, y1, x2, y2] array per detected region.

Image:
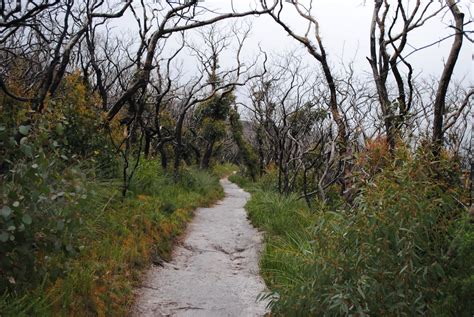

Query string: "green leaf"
[[0, 231, 9, 242], [18, 125, 31, 136], [8, 137, 17, 146], [20, 144, 33, 158], [55, 123, 64, 135], [0, 206, 12, 218], [22, 214, 32, 225], [56, 220, 65, 231]]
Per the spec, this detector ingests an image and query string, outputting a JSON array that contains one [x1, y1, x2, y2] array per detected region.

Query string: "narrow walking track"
[[131, 179, 269, 317]]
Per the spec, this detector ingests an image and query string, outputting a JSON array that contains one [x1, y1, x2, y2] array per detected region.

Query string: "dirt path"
[[131, 178, 269, 317]]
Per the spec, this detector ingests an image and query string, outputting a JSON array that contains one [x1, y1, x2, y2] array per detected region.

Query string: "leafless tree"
[[367, 0, 445, 150], [432, 0, 467, 157], [242, 54, 337, 197], [0, 1, 133, 110], [261, 0, 352, 197], [105, 0, 277, 122], [185, 22, 254, 169]]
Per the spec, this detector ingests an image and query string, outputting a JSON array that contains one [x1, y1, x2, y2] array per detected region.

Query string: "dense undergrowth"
[[1, 161, 224, 316], [230, 150, 473, 316], [0, 75, 230, 316]]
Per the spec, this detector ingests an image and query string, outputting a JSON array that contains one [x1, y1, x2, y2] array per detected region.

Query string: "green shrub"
[[0, 74, 121, 294], [0, 121, 86, 293], [438, 214, 474, 315], [242, 153, 472, 316]]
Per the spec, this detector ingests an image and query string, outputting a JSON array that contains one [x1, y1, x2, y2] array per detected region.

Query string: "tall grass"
[[231, 154, 473, 316], [0, 160, 223, 316], [211, 162, 238, 178]]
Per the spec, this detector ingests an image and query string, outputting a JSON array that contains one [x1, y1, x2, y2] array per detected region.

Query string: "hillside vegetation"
[[1, 1, 472, 316], [0, 77, 228, 316], [231, 149, 473, 316]]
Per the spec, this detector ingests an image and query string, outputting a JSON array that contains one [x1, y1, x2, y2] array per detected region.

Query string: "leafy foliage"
[[229, 108, 259, 180], [0, 74, 120, 310], [192, 92, 235, 168], [0, 160, 223, 316], [233, 151, 472, 316]]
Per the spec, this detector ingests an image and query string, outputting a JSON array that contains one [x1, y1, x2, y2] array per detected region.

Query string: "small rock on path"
[[131, 178, 269, 317]]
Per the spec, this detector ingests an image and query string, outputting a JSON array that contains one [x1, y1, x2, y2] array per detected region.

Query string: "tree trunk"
[[432, 0, 464, 158], [157, 142, 168, 170], [256, 129, 265, 176], [144, 131, 152, 159], [200, 141, 214, 169], [368, 0, 396, 152], [173, 143, 181, 181]]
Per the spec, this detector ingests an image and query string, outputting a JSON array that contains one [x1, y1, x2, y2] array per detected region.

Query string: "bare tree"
[[242, 54, 335, 196], [0, 1, 133, 110], [432, 0, 466, 157], [368, 0, 444, 151], [105, 0, 277, 122], [186, 22, 254, 169], [260, 0, 352, 197]]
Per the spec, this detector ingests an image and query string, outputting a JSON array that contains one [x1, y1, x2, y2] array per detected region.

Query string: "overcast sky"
[[115, 0, 473, 85]]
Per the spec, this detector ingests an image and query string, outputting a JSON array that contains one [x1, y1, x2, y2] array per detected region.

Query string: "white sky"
[[113, 0, 473, 85]]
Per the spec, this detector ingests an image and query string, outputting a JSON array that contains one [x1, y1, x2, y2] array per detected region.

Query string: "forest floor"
[[131, 178, 269, 317]]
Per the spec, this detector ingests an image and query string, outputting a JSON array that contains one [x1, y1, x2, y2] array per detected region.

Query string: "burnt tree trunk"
[[200, 141, 215, 169], [432, 0, 464, 158]]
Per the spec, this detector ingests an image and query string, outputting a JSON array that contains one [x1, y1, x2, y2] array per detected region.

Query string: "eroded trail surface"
[[132, 179, 269, 317]]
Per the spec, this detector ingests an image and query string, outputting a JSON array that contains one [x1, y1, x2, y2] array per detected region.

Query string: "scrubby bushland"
[[0, 1, 471, 316], [0, 76, 225, 316], [231, 150, 473, 316], [1, 160, 223, 316], [0, 74, 118, 294]]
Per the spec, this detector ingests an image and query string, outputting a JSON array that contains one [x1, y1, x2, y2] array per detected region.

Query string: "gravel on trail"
[[131, 178, 269, 317]]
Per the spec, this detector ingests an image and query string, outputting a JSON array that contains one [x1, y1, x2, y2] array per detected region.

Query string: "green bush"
[[0, 119, 87, 293], [0, 75, 121, 294], [240, 153, 472, 316]]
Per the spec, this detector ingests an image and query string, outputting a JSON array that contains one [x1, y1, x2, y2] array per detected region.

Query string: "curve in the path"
[[131, 178, 269, 317]]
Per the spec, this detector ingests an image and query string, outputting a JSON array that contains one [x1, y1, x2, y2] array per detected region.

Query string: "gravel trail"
[[131, 178, 269, 317]]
